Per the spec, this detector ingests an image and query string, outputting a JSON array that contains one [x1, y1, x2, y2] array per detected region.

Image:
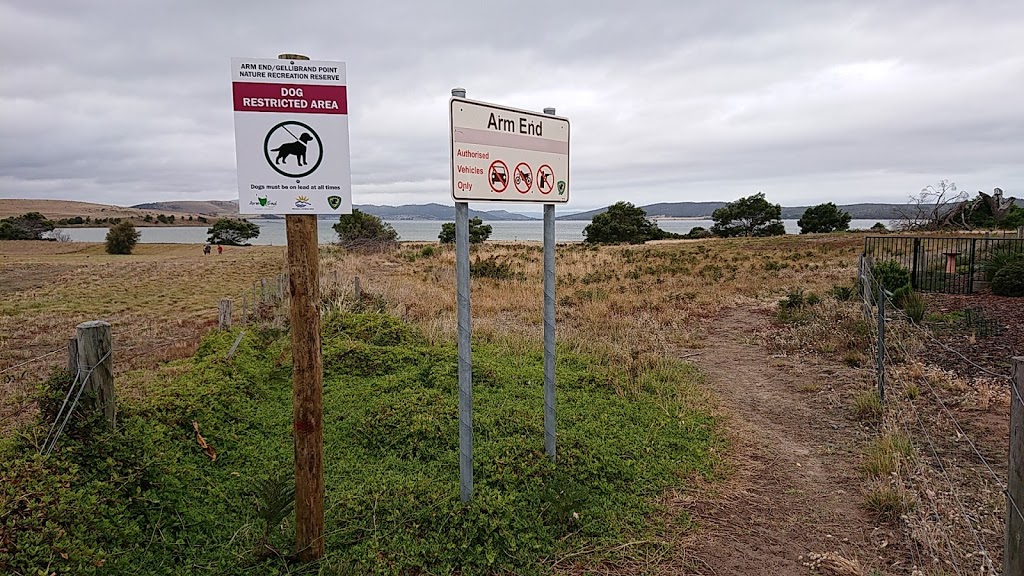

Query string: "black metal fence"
[[863, 236, 1024, 294]]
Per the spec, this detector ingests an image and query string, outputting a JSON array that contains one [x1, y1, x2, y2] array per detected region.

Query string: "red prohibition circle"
[[536, 164, 554, 194], [488, 160, 509, 193], [514, 162, 533, 194]]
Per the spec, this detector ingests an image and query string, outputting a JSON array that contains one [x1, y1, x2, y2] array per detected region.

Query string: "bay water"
[[58, 219, 883, 244]]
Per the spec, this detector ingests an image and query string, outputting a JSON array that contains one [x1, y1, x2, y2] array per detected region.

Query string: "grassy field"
[[1, 234, 871, 574], [0, 241, 286, 428]]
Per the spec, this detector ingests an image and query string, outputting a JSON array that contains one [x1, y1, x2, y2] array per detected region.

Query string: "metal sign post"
[[449, 89, 569, 499], [230, 52, 353, 561], [542, 107, 557, 461], [452, 88, 474, 502]]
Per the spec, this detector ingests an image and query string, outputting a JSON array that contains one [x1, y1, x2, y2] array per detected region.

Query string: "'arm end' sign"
[[231, 57, 352, 215], [450, 98, 570, 203]]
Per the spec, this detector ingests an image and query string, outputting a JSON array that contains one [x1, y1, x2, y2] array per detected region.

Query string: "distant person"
[[203, 244, 211, 255], [217, 245, 223, 255]]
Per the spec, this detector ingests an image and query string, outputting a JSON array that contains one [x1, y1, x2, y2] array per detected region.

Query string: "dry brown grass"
[[320, 235, 864, 368]]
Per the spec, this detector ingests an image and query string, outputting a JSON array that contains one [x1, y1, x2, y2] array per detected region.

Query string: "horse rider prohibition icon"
[[263, 120, 324, 179]]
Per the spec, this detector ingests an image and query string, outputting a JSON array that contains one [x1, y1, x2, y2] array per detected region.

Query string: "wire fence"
[[858, 254, 1022, 573]]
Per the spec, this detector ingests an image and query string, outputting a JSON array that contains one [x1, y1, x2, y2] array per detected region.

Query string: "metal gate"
[[863, 236, 1024, 294]]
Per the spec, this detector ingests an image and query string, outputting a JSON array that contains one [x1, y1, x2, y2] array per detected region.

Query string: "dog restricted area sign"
[[450, 98, 569, 203], [230, 57, 352, 214]]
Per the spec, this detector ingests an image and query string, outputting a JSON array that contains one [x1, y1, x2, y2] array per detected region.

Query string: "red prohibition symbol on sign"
[[536, 164, 554, 194], [488, 160, 509, 193], [514, 162, 533, 193]]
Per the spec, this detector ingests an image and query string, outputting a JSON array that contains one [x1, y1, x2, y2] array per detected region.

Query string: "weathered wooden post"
[[242, 294, 248, 325], [354, 276, 361, 301], [1008, 357, 1024, 576], [260, 278, 268, 303], [218, 299, 232, 329], [77, 321, 114, 427], [66, 337, 78, 376]]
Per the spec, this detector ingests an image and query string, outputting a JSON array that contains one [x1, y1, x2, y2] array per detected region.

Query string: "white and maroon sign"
[[450, 98, 570, 203], [230, 57, 352, 214]]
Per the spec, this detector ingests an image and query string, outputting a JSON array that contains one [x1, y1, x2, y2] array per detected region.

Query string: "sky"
[[1, 1, 1022, 212]]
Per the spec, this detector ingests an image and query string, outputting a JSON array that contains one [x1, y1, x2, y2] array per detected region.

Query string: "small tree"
[[207, 218, 261, 246], [710, 193, 785, 237], [871, 222, 887, 231], [439, 217, 493, 244], [333, 209, 398, 248], [797, 202, 852, 234], [105, 221, 141, 254], [143, 214, 153, 223], [894, 180, 969, 231], [583, 202, 674, 244]]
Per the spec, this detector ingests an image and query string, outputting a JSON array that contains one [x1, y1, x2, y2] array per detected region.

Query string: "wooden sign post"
[[278, 52, 324, 562]]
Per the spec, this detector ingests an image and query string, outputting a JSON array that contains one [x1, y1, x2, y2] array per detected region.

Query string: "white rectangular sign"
[[450, 98, 569, 203], [231, 57, 352, 214]]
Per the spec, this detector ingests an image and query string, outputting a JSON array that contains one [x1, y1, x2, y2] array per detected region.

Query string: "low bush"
[[830, 284, 856, 302], [981, 245, 1024, 282], [470, 255, 522, 280], [871, 260, 910, 293], [992, 261, 1024, 297], [899, 292, 926, 323]]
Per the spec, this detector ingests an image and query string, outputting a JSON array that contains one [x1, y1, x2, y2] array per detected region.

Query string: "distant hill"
[[352, 203, 536, 221], [0, 198, 202, 224], [557, 202, 967, 221], [133, 200, 238, 216]]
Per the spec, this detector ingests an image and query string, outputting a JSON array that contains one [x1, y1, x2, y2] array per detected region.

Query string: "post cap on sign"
[[543, 107, 556, 115], [278, 53, 310, 60], [452, 87, 467, 98]]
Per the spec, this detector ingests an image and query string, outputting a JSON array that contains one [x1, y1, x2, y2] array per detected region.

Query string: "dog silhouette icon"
[[270, 132, 314, 166]]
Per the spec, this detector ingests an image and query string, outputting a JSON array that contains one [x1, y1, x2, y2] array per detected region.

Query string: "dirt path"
[[678, 307, 911, 575]]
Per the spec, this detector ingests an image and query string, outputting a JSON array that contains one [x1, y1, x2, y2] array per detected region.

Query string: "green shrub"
[[334, 209, 397, 247], [470, 255, 521, 280], [981, 245, 1024, 282], [900, 292, 926, 323], [439, 217, 492, 244], [779, 288, 819, 311], [420, 245, 436, 257], [105, 221, 141, 254], [992, 262, 1024, 297], [871, 260, 911, 292], [830, 284, 856, 302]]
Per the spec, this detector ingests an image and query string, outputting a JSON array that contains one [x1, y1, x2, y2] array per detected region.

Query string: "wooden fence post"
[[261, 278, 267, 303], [354, 276, 361, 301], [1008, 357, 1024, 576], [77, 321, 114, 427], [219, 299, 232, 329], [242, 295, 248, 325], [67, 337, 78, 376]]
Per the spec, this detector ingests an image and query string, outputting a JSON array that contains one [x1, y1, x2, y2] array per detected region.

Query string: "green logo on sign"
[[327, 195, 342, 210], [257, 195, 269, 206], [557, 181, 566, 195]]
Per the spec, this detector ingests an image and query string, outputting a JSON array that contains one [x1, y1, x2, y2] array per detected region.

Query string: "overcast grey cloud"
[[1, 0, 1022, 211]]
